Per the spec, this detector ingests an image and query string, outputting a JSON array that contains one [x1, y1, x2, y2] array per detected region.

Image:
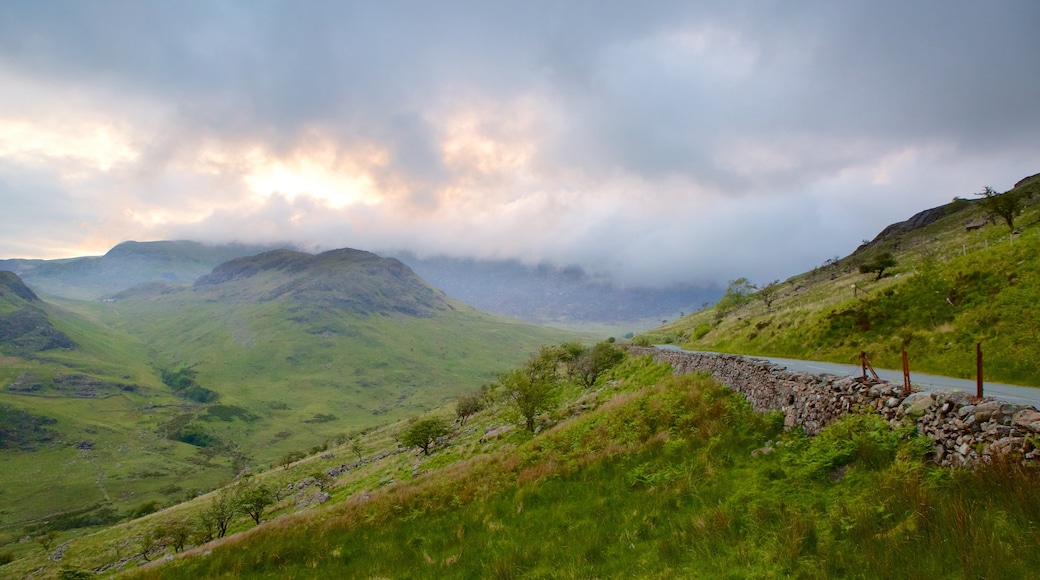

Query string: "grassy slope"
[[640, 175, 1040, 386], [1, 256, 580, 534], [6, 352, 1036, 578]]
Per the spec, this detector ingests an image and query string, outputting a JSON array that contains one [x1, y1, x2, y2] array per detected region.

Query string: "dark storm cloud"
[[0, 1, 1037, 283]]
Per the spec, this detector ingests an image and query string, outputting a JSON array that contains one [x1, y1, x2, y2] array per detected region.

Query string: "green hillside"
[[0, 249, 579, 535], [638, 173, 1040, 386], [4, 347, 1038, 578]]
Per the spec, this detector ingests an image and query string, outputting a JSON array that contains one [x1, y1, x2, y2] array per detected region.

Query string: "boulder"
[[902, 392, 934, 414]]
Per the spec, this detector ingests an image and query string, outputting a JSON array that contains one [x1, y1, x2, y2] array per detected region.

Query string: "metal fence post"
[[976, 342, 984, 399], [901, 345, 911, 396]]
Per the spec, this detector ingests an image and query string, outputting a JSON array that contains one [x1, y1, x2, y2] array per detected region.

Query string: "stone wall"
[[628, 346, 1040, 467]]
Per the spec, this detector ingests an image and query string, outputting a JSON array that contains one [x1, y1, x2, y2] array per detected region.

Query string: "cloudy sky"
[[1, 1, 1037, 287]]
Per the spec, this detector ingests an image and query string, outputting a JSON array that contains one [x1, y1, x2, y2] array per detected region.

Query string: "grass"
[[641, 180, 1040, 387], [107, 358, 1040, 579], [2, 266, 581, 534], [6, 350, 1035, 578]]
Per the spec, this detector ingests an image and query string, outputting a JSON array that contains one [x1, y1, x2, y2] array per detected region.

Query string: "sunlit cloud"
[[0, 119, 139, 172], [239, 136, 389, 209]]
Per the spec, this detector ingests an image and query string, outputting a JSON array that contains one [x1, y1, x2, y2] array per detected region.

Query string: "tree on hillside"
[[200, 487, 237, 539], [501, 345, 568, 432], [714, 277, 756, 320], [152, 516, 193, 553], [756, 280, 781, 309], [570, 341, 626, 388], [455, 392, 483, 425], [975, 185, 1024, 231], [350, 437, 364, 461], [235, 478, 275, 526], [859, 253, 897, 281], [401, 416, 451, 455]]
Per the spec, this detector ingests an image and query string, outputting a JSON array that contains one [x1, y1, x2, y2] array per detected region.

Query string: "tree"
[[201, 487, 237, 539], [714, 277, 756, 320], [350, 437, 364, 461], [501, 367, 556, 432], [975, 185, 1023, 231], [455, 392, 483, 425], [235, 479, 275, 526], [401, 416, 451, 455], [151, 516, 192, 553], [36, 530, 59, 551], [859, 253, 897, 281], [571, 341, 625, 388], [310, 470, 333, 492], [756, 280, 781, 309]]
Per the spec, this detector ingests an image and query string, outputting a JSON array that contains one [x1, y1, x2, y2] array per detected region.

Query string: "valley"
[[0, 248, 579, 535]]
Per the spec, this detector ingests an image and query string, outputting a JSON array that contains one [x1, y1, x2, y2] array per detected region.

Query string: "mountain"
[[639, 172, 1040, 387], [0, 250, 578, 530], [0, 240, 282, 300], [392, 252, 720, 327], [1, 242, 718, 330]]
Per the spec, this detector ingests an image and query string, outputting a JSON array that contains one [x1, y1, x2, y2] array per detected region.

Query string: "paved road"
[[655, 345, 1040, 409]]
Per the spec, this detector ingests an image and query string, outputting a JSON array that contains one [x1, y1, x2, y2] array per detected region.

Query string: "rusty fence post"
[[860, 350, 881, 382], [901, 345, 911, 396], [976, 342, 984, 399]]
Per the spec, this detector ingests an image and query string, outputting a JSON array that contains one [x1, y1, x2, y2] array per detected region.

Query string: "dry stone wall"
[[628, 346, 1040, 467]]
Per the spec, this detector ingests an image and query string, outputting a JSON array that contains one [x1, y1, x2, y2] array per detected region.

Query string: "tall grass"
[[127, 368, 1040, 579]]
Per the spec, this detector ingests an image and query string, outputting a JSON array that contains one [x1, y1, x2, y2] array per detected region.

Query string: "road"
[[655, 345, 1040, 409]]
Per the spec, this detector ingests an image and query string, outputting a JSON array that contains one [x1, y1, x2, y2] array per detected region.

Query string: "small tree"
[[501, 367, 556, 432], [310, 470, 334, 492], [36, 531, 59, 551], [571, 341, 625, 388], [401, 416, 451, 455], [235, 479, 275, 526], [455, 392, 483, 425], [350, 437, 364, 461], [151, 516, 192, 553], [201, 487, 237, 539], [756, 280, 781, 309], [859, 253, 897, 281], [714, 277, 756, 320], [975, 185, 1023, 231]]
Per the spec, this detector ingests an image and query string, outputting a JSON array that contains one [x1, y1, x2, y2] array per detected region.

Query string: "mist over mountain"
[[392, 252, 720, 326], [1, 241, 719, 328], [0, 240, 282, 300]]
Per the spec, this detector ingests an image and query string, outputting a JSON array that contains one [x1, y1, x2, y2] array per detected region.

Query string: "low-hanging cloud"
[[0, 0, 1037, 286]]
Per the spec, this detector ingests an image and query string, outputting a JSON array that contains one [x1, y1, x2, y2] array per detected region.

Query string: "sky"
[[1, 1, 1037, 287]]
